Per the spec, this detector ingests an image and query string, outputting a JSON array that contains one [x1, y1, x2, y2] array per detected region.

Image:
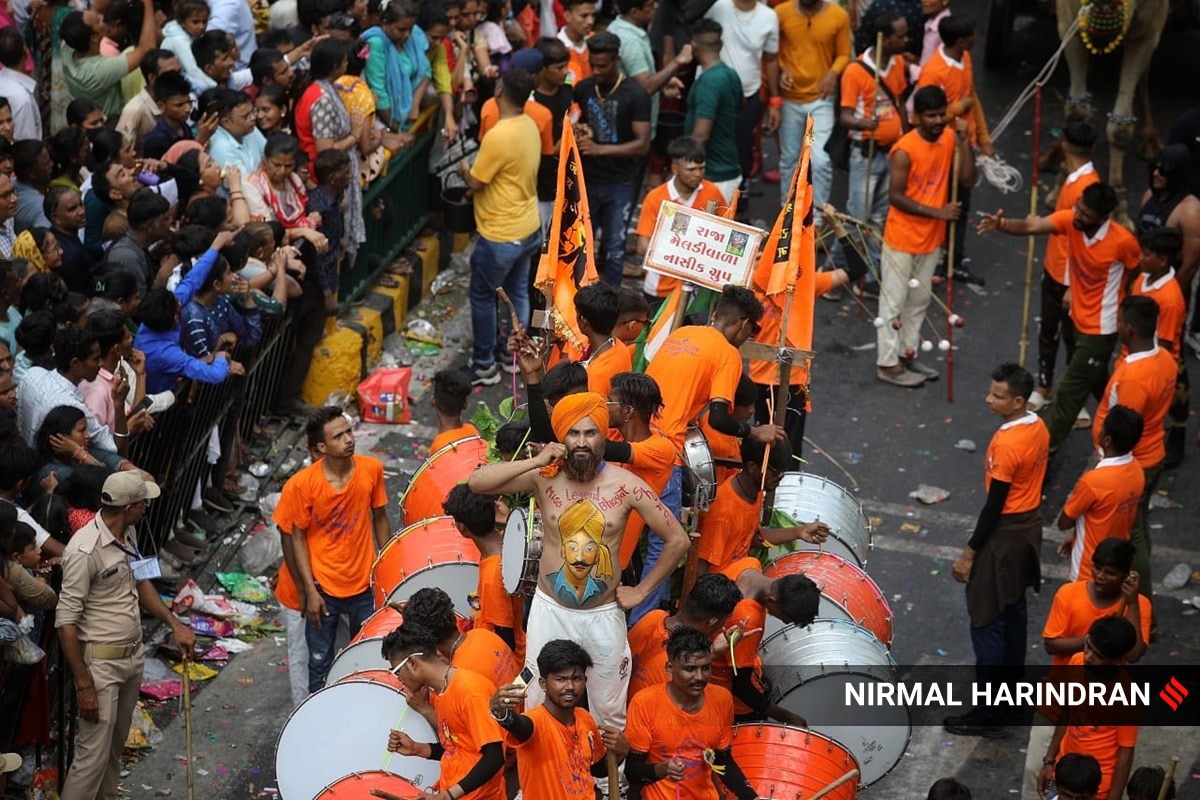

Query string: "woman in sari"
[[245, 133, 328, 252]]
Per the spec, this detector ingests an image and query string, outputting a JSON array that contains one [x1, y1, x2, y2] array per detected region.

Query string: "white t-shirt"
[[706, 0, 780, 98]]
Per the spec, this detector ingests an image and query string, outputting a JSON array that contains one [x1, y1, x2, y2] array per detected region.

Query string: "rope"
[[988, 12, 1082, 145], [976, 153, 1025, 194]]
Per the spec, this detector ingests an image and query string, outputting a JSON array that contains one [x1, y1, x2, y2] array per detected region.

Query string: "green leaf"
[[499, 395, 515, 420]]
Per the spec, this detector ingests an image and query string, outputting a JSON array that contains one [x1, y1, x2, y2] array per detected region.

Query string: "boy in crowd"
[[143, 71, 203, 160], [403, 586, 520, 690], [575, 282, 630, 396], [307, 148, 354, 316]]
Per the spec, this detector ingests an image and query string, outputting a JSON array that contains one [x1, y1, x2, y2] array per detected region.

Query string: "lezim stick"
[[862, 32, 884, 226], [1155, 756, 1179, 800], [1018, 85, 1042, 367], [606, 750, 620, 799], [945, 123, 963, 404], [809, 768, 860, 800], [182, 655, 195, 800]]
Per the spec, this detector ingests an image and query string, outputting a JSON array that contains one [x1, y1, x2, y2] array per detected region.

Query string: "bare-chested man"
[[468, 392, 689, 729]]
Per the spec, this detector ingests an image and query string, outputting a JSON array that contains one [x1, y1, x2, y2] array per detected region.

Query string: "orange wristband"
[[768, 96, 782, 109]]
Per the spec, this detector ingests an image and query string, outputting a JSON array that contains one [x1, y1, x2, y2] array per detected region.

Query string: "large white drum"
[[501, 506, 543, 596], [759, 619, 910, 786], [768, 473, 872, 568], [275, 677, 440, 798]]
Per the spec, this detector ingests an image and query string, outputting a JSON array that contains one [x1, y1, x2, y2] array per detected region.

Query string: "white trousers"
[[523, 590, 630, 728], [282, 607, 310, 708], [876, 243, 941, 367]]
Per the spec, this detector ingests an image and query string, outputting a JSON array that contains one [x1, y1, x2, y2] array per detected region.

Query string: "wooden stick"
[[945, 125, 963, 404], [1018, 85, 1042, 368], [606, 750, 619, 799], [761, 285, 795, 524], [862, 32, 884, 226], [496, 287, 524, 335], [671, 284, 693, 333], [809, 768, 860, 800], [1155, 756, 1179, 800], [182, 656, 195, 800], [680, 525, 702, 604]]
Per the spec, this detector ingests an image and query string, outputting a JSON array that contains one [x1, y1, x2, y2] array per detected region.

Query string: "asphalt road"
[[120, 13, 1200, 800]]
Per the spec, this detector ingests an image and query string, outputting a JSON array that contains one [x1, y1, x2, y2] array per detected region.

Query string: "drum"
[[324, 606, 404, 686], [762, 552, 893, 647], [337, 669, 406, 691], [683, 425, 717, 510], [501, 506, 544, 596], [370, 516, 480, 618], [275, 678, 439, 798], [769, 472, 872, 569], [727, 723, 859, 800], [316, 772, 424, 799], [759, 620, 910, 786], [400, 436, 490, 526]]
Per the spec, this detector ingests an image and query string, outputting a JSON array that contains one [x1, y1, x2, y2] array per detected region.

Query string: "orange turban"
[[550, 392, 609, 443]]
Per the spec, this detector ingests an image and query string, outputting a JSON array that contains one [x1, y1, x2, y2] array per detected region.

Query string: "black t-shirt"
[[573, 76, 652, 185], [533, 85, 575, 201]]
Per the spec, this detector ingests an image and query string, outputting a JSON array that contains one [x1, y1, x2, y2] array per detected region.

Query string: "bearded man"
[[469, 392, 689, 728]]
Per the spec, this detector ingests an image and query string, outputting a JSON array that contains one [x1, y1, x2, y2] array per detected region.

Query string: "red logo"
[[1159, 677, 1189, 711]]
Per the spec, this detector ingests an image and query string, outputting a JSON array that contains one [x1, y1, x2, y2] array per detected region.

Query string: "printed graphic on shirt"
[[546, 499, 615, 607]]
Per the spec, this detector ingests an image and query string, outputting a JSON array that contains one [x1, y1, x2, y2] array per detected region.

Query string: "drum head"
[[316, 771, 423, 799], [771, 472, 871, 568], [383, 562, 480, 620], [502, 508, 530, 594], [276, 680, 439, 799], [325, 640, 391, 686]]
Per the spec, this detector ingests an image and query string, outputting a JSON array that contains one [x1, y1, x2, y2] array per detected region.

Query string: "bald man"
[[469, 392, 689, 728]]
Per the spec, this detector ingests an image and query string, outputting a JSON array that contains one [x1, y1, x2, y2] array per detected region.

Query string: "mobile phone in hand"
[[511, 666, 535, 694]]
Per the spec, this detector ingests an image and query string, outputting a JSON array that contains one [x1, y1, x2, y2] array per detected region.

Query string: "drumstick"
[[380, 704, 411, 771], [606, 750, 620, 799], [370, 791, 409, 800], [496, 288, 524, 335], [1155, 757, 1179, 800], [808, 768, 860, 800]]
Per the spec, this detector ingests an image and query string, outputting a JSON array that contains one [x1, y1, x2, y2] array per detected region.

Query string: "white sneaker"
[[1074, 407, 1092, 429], [148, 391, 176, 414], [1028, 390, 1049, 412]]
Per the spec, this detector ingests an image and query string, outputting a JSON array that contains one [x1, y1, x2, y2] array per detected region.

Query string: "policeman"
[[56, 472, 196, 800]]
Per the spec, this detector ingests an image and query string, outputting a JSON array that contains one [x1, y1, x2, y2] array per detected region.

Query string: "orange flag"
[[748, 117, 818, 388], [534, 118, 598, 360]]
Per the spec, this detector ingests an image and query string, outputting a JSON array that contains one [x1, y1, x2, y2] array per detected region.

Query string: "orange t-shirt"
[[474, 555, 527, 663], [1130, 269, 1186, 358], [585, 341, 633, 397], [1042, 581, 1152, 666], [430, 668, 506, 800], [747, 271, 836, 387], [507, 705, 604, 799], [453, 627, 521, 689], [697, 477, 762, 573], [645, 326, 743, 450], [700, 412, 740, 486], [840, 51, 908, 148], [635, 179, 729, 298], [917, 46, 983, 145], [1048, 212, 1142, 336], [1092, 346, 1177, 469], [710, 558, 767, 717], [625, 682, 735, 800], [618, 431, 677, 569], [883, 127, 956, 255], [478, 98, 555, 156], [1057, 652, 1140, 800], [559, 34, 590, 86], [1063, 454, 1145, 582], [985, 411, 1049, 514], [431, 423, 481, 455], [1043, 163, 1099, 284], [272, 502, 303, 611], [272, 455, 387, 598], [627, 609, 670, 700]]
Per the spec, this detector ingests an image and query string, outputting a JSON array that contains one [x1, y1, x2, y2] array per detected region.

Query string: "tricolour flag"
[[534, 118, 598, 361], [632, 283, 682, 371]]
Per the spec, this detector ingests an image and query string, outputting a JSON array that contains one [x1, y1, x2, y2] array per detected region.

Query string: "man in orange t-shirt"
[[489, 640, 626, 800], [1091, 297, 1176, 601], [1057, 406, 1145, 583], [946, 363, 1049, 738], [272, 490, 310, 707], [277, 407, 390, 692], [443, 484, 525, 660], [696, 438, 828, 576], [1033, 122, 1098, 410], [1038, 618, 1140, 800], [710, 557, 817, 724], [478, 95, 555, 158], [385, 622, 507, 800], [700, 376, 757, 486], [430, 369, 481, 454], [575, 283, 631, 397], [635, 136, 729, 306], [625, 626, 762, 800], [626, 573, 741, 699], [877, 86, 975, 388], [404, 587, 520, 690], [556, 0, 594, 86], [979, 182, 1142, 456]]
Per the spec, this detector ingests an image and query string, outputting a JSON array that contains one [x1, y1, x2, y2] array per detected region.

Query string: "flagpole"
[[1017, 85, 1042, 368], [946, 124, 963, 405], [863, 31, 883, 227]]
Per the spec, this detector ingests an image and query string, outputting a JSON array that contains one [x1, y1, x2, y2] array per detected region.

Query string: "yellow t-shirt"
[[470, 114, 541, 243]]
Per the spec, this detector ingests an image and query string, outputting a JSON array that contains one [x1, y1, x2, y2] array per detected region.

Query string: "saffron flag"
[[747, 117, 818, 388], [535, 118, 598, 360]]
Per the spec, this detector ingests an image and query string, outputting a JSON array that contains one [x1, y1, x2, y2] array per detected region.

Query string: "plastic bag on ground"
[[239, 521, 283, 575]]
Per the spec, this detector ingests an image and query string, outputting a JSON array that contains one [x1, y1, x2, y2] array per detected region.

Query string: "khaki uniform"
[[55, 515, 146, 800]]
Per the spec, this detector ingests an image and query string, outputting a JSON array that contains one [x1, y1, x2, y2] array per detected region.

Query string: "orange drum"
[[315, 771, 424, 799], [400, 436, 490, 526], [727, 723, 859, 800], [370, 516, 480, 618], [764, 551, 893, 648], [324, 606, 404, 686], [337, 669, 406, 691]]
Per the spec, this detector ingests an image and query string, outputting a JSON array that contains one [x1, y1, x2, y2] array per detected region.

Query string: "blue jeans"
[[836, 145, 890, 271], [469, 230, 539, 369], [587, 181, 638, 286], [305, 587, 374, 692], [779, 98, 834, 225], [969, 597, 1027, 719], [628, 465, 683, 626]]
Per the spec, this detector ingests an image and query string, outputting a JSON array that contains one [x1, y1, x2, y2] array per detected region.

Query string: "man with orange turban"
[[470, 391, 689, 730]]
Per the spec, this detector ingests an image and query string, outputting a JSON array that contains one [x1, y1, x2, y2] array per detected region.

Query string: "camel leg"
[[1057, 0, 1093, 122], [1136, 69, 1165, 160]]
